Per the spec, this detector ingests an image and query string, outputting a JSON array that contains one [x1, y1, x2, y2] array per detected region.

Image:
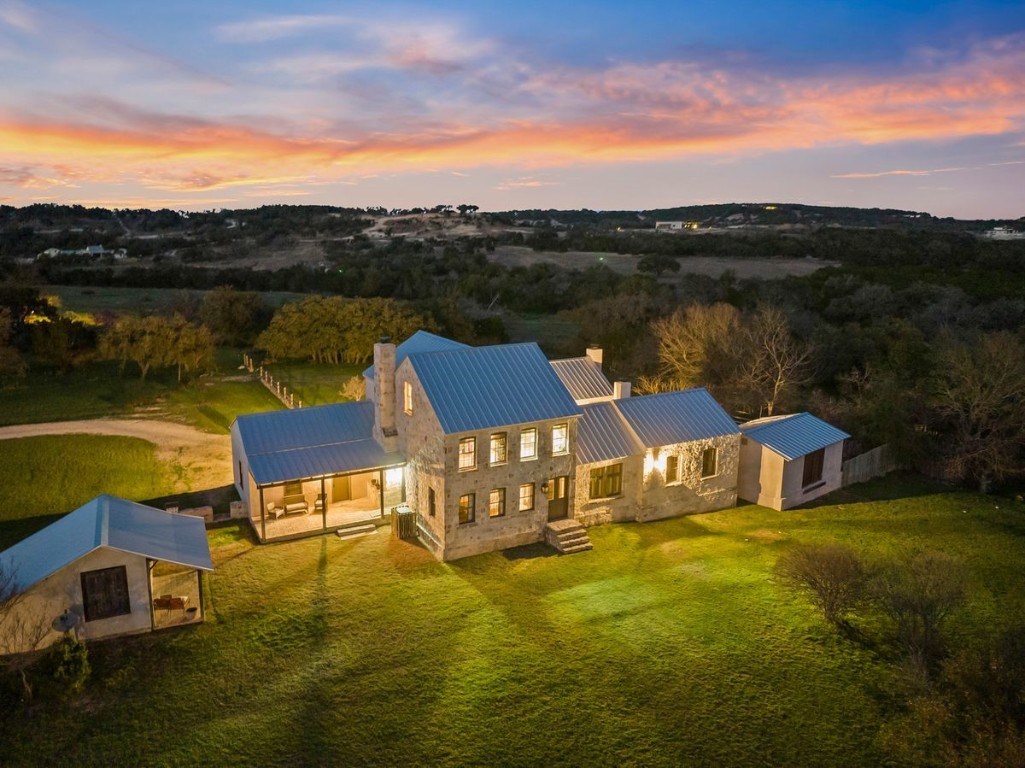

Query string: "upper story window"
[[490, 433, 508, 466], [552, 424, 569, 456], [428, 487, 436, 517], [520, 428, 538, 461], [403, 381, 413, 415], [701, 447, 718, 479], [458, 437, 477, 471]]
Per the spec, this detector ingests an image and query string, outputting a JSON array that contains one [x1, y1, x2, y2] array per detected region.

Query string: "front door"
[[547, 475, 569, 520]]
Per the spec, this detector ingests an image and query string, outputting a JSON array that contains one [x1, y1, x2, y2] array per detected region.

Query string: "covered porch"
[[150, 561, 204, 630], [251, 464, 406, 542]]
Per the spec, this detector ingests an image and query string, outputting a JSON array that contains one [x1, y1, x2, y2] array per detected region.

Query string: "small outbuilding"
[[737, 413, 849, 510], [0, 495, 213, 655]]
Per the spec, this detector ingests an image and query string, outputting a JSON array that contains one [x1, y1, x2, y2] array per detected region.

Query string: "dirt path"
[[0, 419, 233, 492]]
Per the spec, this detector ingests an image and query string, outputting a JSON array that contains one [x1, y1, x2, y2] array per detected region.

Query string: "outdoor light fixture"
[[386, 467, 403, 485], [540, 481, 550, 493]]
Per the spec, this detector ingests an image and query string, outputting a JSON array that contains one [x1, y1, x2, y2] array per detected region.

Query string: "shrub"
[[775, 543, 868, 631]]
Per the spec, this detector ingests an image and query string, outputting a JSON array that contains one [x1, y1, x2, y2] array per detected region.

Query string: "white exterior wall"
[[778, 442, 845, 510], [3, 548, 153, 654], [737, 439, 844, 510]]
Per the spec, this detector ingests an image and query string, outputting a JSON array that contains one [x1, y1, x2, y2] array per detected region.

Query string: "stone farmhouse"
[[231, 332, 844, 560]]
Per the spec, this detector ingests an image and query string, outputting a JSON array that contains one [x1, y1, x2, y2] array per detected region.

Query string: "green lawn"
[[3, 476, 1025, 766], [0, 435, 176, 548], [260, 359, 362, 407], [0, 361, 281, 433]]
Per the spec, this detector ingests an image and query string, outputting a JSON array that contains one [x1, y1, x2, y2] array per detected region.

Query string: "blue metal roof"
[[576, 401, 641, 464], [550, 358, 614, 403], [363, 330, 468, 379], [740, 412, 850, 461], [615, 388, 740, 448], [235, 402, 403, 485], [0, 495, 212, 594], [409, 343, 583, 434]]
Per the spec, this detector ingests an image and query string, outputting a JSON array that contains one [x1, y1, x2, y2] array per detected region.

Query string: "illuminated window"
[[519, 483, 535, 511], [490, 433, 508, 465], [428, 487, 436, 517], [81, 566, 131, 622], [520, 428, 537, 460], [701, 447, 718, 478], [489, 488, 506, 518], [802, 448, 825, 488], [459, 493, 475, 524], [552, 424, 569, 455], [458, 437, 476, 471], [403, 381, 413, 415], [589, 463, 623, 498], [666, 455, 680, 484]]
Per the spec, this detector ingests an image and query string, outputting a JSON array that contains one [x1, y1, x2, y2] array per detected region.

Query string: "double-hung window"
[[459, 493, 475, 524], [552, 424, 569, 456], [81, 566, 131, 622], [701, 447, 718, 479], [490, 433, 508, 466], [458, 437, 476, 471], [489, 488, 506, 518], [802, 448, 825, 488], [519, 483, 535, 511], [666, 455, 680, 484], [520, 428, 537, 461]]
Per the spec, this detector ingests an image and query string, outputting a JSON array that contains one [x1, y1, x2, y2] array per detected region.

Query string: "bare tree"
[[651, 302, 742, 390], [873, 550, 966, 669], [1, 561, 50, 701], [739, 305, 813, 417], [776, 543, 868, 633]]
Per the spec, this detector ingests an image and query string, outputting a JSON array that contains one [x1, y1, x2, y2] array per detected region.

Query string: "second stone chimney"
[[373, 337, 398, 451], [585, 345, 603, 368], [614, 381, 631, 399]]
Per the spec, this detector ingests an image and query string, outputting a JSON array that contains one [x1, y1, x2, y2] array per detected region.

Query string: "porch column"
[[379, 469, 385, 518], [400, 466, 406, 503], [146, 559, 156, 631], [197, 568, 204, 619], [258, 485, 266, 542], [320, 476, 327, 529]]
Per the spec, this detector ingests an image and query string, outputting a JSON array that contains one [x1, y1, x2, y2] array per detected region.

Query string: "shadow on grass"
[[142, 484, 239, 516], [0, 514, 64, 549], [812, 473, 947, 507]]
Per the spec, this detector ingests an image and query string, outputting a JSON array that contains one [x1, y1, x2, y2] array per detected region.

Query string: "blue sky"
[[1, 0, 1023, 217]]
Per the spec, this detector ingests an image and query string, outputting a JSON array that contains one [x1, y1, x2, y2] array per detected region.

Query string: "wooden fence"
[[841, 444, 897, 487]]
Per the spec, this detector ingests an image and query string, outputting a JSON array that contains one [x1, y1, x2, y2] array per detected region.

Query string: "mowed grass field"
[[3, 476, 1025, 766], [260, 359, 363, 407], [0, 360, 281, 432]]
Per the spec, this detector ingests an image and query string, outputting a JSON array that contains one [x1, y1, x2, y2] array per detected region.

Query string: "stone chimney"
[[373, 337, 398, 451], [614, 381, 631, 399], [585, 345, 603, 368]]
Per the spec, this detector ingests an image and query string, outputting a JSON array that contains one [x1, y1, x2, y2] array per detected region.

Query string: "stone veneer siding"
[[573, 455, 643, 526], [394, 359, 578, 561], [635, 433, 740, 522]]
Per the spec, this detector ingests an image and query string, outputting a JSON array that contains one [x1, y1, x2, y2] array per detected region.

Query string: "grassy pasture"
[[0, 360, 280, 432], [0, 435, 176, 548], [259, 359, 362, 408], [2, 476, 1024, 766]]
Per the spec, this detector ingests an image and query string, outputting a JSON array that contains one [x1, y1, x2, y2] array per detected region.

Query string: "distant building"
[[984, 227, 1025, 240], [654, 221, 699, 232]]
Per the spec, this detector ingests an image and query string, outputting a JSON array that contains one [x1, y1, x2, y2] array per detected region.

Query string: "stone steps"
[[336, 523, 378, 541], [545, 519, 593, 554]]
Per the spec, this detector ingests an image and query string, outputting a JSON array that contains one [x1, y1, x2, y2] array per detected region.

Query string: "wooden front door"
[[547, 475, 569, 520]]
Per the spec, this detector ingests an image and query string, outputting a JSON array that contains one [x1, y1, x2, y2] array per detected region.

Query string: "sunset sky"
[[1, 0, 1023, 217]]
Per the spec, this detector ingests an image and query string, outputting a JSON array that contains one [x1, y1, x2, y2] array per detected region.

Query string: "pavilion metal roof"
[[362, 330, 468, 379], [550, 357, 614, 403], [409, 343, 582, 434], [234, 402, 403, 485], [576, 401, 641, 464], [615, 388, 740, 448], [0, 495, 213, 595], [740, 412, 850, 461]]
